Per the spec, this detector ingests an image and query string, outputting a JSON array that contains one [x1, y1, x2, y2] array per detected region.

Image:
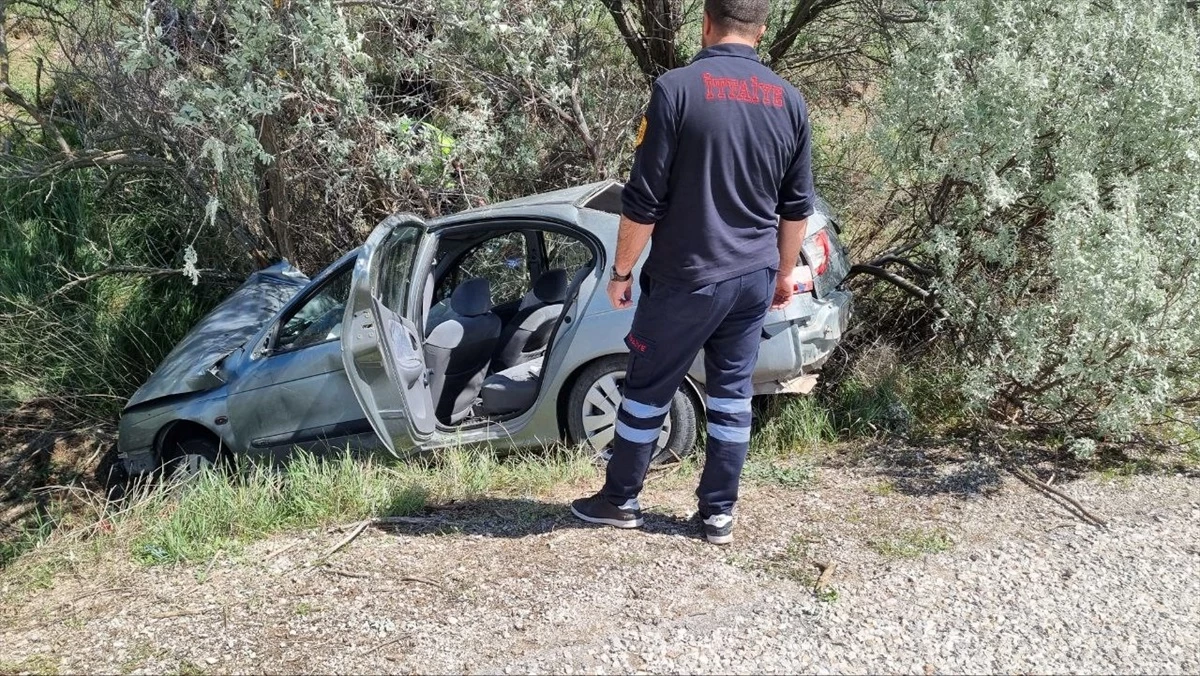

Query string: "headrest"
[[532, 269, 568, 304], [450, 278, 492, 317]]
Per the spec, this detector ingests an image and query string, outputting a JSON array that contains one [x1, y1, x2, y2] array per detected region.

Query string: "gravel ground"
[[1, 465, 1197, 674]]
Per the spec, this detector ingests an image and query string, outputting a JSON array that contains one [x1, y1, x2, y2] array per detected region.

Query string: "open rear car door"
[[342, 215, 436, 455]]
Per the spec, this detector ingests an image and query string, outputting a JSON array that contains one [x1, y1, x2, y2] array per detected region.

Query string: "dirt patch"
[[0, 401, 118, 557]]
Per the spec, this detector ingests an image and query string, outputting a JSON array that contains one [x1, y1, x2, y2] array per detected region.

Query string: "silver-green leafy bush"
[[877, 0, 1200, 437], [31, 0, 643, 272]]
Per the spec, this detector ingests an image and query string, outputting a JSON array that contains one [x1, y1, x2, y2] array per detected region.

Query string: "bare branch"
[[1, 0, 74, 155], [50, 265, 242, 298], [847, 262, 951, 320], [768, 0, 847, 68], [599, 0, 659, 78]]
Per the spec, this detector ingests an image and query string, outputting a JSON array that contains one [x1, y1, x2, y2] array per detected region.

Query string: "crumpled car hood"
[[124, 261, 310, 410]]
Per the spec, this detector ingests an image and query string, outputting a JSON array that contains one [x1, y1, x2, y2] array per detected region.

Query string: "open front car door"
[[342, 215, 436, 455]]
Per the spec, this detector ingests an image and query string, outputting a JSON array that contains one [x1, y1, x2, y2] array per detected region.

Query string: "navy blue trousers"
[[602, 267, 775, 517]]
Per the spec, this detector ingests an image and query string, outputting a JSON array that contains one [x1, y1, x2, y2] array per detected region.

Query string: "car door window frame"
[[426, 216, 602, 372], [434, 230, 538, 308], [267, 260, 356, 357]]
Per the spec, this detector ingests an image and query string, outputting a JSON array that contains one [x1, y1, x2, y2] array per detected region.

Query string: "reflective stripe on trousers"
[[602, 267, 775, 517]]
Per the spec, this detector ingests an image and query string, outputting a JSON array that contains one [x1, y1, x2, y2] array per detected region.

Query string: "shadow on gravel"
[[374, 497, 702, 541], [846, 439, 1005, 498], [851, 433, 1199, 499]]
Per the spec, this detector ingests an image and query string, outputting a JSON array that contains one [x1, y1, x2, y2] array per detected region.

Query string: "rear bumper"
[[753, 289, 853, 395]]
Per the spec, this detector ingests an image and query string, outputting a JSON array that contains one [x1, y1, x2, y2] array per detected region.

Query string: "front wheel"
[[160, 436, 221, 483], [566, 355, 698, 465]]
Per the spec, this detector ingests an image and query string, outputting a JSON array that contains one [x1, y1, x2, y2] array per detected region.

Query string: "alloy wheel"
[[578, 370, 671, 461]]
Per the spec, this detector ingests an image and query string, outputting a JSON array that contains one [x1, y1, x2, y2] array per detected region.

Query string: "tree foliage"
[[875, 0, 1200, 438], [1, 0, 914, 418], [2, 0, 646, 273]]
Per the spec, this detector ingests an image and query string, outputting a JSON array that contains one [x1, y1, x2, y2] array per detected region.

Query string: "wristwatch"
[[610, 266, 632, 282]]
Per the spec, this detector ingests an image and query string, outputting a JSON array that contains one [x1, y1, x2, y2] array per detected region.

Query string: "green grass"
[[0, 654, 59, 675], [123, 447, 595, 566], [815, 585, 840, 603], [728, 532, 814, 583], [730, 532, 840, 601], [748, 370, 931, 457], [870, 527, 952, 559], [743, 458, 816, 488], [1185, 445, 1200, 470], [0, 512, 56, 568], [128, 453, 422, 565], [422, 444, 595, 500], [830, 377, 909, 437], [172, 660, 208, 676], [0, 147, 233, 422], [1097, 457, 1160, 486], [751, 395, 836, 456], [867, 479, 896, 496]]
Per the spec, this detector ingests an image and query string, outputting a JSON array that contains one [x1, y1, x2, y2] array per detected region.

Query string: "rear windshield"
[[580, 182, 624, 215]]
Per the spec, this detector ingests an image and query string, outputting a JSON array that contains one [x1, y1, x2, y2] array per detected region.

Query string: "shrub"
[[4, 0, 646, 274], [876, 0, 1200, 438]]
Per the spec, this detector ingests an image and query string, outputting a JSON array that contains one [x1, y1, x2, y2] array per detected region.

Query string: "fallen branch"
[[1009, 465, 1107, 528], [151, 608, 211, 620], [319, 565, 370, 579], [263, 541, 302, 561], [847, 262, 951, 322], [372, 515, 437, 526], [0, 82, 73, 156], [362, 636, 404, 657], [315, 519, 370, 564], [61, 586, 131, 609], [813, 561, 838, 592], [50, 265, 241, 297], [869, 254, 934, 278], [397, 576, 443, 590], [326, 515, 437, 534]]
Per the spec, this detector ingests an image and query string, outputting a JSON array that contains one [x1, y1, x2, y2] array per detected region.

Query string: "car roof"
[[430, 180, 622, 228]]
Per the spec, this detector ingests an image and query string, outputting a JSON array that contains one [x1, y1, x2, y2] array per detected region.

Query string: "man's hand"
[[608, 278, 634, 309], [770, 271, 795, 310]]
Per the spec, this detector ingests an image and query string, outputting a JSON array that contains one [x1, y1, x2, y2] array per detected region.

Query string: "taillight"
[[801, 230, 831, 276]]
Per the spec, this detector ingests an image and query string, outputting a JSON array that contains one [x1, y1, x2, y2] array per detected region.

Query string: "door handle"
[[397, 356, 424, 386]]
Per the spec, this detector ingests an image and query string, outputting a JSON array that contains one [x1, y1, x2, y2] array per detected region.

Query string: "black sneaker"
[[570, 493, 644, 529], [701, 513, 734, 545]]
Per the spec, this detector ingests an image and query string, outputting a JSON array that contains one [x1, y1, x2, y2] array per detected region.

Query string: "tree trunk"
[[0, 0, 9, 87], [599, 0, 851, 79], [256, 114, 295, 265], [599, 0, 682, 79]]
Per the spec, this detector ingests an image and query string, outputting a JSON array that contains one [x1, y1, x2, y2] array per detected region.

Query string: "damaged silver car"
[[117, 181, 853, 475]]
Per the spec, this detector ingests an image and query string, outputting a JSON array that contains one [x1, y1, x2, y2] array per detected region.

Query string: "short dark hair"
[[704, 0, 770, 35]]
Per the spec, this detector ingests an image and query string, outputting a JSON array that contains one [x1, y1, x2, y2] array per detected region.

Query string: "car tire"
[[160, 436, 221, 483], [566, 355, 699, 466]]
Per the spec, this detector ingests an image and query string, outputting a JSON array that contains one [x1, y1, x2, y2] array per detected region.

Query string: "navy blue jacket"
[[622, 43, 815, 288]]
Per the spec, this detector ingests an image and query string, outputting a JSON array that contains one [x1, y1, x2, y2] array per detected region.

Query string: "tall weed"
[[0, 166, 232, 420]]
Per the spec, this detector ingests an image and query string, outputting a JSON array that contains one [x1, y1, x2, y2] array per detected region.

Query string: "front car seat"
[[423, 278, 502, 424], [492, 269, 568, 371]]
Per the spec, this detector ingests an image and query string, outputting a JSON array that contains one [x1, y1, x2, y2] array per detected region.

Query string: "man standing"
[[570, 0, 814, 545]]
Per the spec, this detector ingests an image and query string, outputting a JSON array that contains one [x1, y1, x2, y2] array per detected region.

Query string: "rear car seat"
[[491, 269, 568, 372], [478, 356, 543, 416]]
